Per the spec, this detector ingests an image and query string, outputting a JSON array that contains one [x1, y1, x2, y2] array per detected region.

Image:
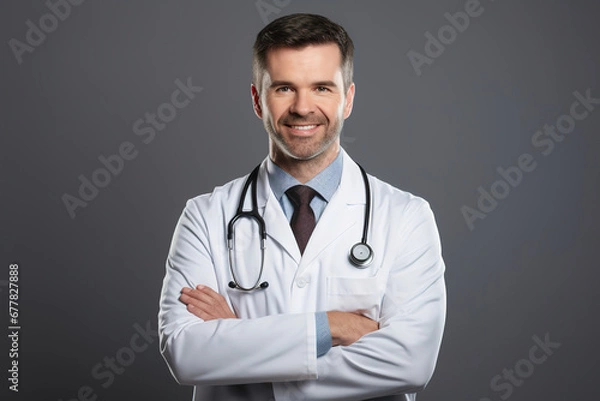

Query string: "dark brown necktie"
[[286, 185, 318, 255]]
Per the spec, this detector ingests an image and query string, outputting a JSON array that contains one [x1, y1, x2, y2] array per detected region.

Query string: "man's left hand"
[[180, 285, 237, 321]]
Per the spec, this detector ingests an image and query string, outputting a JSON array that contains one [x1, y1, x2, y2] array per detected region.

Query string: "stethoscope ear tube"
[[228, 280, 269, 289]]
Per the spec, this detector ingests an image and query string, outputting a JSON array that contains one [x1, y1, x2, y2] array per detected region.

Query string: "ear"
[[343, 83, 355, 119], [251, 84, 263, 119]]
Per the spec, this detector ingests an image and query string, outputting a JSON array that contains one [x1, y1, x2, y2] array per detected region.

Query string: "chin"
[[267, 125, 340, 162], [282, 149, 318, 161], [283, 144, 333, 161]]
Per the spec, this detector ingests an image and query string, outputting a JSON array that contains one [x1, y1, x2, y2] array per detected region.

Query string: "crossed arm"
[[179, 285, 378, 347]]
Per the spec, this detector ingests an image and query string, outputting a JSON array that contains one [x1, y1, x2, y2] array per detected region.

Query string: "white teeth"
[[290, 125, 317, 130]]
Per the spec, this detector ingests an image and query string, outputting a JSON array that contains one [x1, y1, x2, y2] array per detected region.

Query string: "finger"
[[188, 288, 226, 312], [182, 285, 221, 303], [180, 286, 220, 306], [187, 303, 235, 321], [194, 285, 226, 302], [194, 286, 236, 318], [179, 291, 218, 311], [186, 303, 211, 320], [180, 293, 223, 320], [180, 288, 236, 319]]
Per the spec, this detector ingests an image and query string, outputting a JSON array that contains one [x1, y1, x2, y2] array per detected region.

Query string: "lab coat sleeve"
[[158, 198, 318, 386], [273, 198, 447, 400]]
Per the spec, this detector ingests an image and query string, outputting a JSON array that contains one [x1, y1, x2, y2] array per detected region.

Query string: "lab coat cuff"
[[305, 312, 318, 378]]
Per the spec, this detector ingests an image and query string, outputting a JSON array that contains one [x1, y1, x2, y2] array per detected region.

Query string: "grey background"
[[2, 0, 599, 400]]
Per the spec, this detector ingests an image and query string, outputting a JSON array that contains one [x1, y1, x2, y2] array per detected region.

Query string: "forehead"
[[264, 43, 343, 81]]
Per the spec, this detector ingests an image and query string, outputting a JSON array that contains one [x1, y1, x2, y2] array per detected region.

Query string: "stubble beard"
[[265, 113, 344, 162]]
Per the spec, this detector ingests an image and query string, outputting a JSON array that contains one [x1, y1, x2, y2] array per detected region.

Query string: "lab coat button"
[[296, 277, 307, 288]]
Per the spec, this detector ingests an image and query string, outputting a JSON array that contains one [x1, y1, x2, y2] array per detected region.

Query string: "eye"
[[276, 86, 292, 92], [316, 86, 330, 92]]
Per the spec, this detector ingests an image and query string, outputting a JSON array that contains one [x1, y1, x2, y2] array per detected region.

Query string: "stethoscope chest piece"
[[349, 242, 374, 268]]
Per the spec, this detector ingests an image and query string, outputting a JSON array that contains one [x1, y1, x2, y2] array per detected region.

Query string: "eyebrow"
[[269, 80, 339, 88], [313, 80, 339, 88]]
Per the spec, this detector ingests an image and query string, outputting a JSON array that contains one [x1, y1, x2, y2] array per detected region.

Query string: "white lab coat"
[[158, 149, 446, 401]]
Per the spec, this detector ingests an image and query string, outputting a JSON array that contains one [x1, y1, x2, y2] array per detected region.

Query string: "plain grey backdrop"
[[2, 1, 599, 400]]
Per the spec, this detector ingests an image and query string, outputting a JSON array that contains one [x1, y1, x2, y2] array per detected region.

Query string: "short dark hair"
[[252, 13, 354, 93]]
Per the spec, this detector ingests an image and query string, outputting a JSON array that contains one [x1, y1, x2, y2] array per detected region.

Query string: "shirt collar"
[[267, 149, 343, 202]]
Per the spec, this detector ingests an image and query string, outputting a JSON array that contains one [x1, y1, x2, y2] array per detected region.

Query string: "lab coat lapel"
[[255, 158, 302, 264], [299, 150, 366, 269], [253, 150, 366, 267]]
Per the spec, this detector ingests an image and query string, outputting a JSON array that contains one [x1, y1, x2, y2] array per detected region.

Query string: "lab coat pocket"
[[326, 276, 384, 321]]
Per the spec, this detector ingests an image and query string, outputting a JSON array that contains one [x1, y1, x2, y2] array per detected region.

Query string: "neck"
[[270, 143, 340, 184]]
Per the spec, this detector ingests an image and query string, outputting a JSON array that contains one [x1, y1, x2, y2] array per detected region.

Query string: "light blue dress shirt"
[[266, 150, 343, 357]]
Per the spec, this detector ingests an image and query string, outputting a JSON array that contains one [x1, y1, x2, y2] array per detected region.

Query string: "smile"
[[289, 125, 318, 130]]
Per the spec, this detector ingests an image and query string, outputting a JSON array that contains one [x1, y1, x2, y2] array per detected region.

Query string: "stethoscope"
[[227, 163, 373, 291]]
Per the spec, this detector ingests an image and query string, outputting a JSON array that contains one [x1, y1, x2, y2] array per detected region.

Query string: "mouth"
[[284, 124, 322, 135]]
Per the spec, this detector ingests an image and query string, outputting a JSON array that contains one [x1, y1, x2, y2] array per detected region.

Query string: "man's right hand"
[[326, 311, 379, 346]]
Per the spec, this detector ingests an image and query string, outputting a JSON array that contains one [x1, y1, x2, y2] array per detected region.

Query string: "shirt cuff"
[[315, 311, 332, 357]]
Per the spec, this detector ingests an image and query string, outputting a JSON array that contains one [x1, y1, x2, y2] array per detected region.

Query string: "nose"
[[289, 90, 315, 116]]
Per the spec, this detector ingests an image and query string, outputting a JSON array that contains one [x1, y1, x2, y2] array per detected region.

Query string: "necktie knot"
[[286, 185, 318, 207]]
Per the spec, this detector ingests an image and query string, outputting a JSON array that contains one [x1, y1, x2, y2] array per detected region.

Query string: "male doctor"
[[159, 13, 446, 401]]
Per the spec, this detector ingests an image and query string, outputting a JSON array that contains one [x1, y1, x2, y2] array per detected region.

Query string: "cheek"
[[324, 100, 345, 121], [264, 100, 286, 122]]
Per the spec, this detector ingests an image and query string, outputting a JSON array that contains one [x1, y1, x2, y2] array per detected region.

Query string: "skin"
[[252, 43, 354, 183], [180, 43, 378, 347]]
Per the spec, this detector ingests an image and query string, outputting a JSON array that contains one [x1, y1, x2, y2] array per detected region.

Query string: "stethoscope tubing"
[[227, 161, 373, 291]]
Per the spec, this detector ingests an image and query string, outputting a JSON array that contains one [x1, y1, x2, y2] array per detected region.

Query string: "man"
[[159, 13, 446, 400]]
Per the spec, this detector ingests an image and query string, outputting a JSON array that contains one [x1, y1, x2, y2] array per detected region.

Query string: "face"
[[251, 43, 355, 165]]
